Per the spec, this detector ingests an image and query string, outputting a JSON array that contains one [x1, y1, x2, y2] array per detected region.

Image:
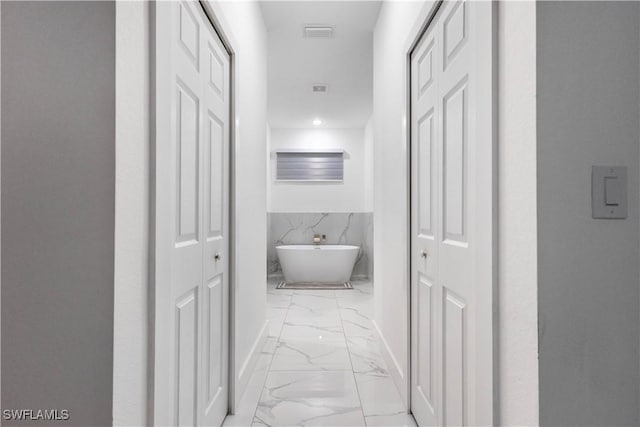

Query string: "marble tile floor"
[[222, 279, 417, 427]]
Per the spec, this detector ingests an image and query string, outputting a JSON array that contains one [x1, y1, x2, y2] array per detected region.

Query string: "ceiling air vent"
[[303, 25, 334, 39], [312, 84, 329, 93]]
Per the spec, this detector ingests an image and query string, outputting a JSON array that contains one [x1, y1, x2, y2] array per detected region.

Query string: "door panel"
[[418, 112, 434, 237], [418, 40, 434, 96], [443, 290, 466, 426], [176, 83, 200, 245], [208, 44, 225, 98], [205, 275, 224, 407], [179, 2, 200, 67], [442, 81, 467, 242], [411, 1, 494, 425], [207, 114, 224, 239], [443, 0, 467, 67], [155, 1, 230, 425], [416, 275, 434, 409], [177, 289, 199, 426]]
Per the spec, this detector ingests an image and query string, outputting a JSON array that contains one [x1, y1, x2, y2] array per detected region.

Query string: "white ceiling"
[[260, 1, 382, 129]]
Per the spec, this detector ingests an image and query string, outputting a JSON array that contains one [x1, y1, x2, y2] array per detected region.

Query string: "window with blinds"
[[275, 150, 344, 181]]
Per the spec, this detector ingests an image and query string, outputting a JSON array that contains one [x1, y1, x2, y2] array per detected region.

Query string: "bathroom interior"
[[265, 3, 375, 288], [250, 1, 410, 425]]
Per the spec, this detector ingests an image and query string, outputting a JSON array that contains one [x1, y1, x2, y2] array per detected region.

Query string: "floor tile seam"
[[251, 292, 294, 423], [336, 295, 368, 425]]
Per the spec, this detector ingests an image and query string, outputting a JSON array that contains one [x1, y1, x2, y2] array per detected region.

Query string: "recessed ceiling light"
[[313, 118, 322, 126]]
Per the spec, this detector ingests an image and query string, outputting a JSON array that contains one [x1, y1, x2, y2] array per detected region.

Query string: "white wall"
[[372, 0, 540, 420], [497, 1, 539, 424], [266, 124, 272, 214], [364, 118, 374, 212], [372, 0, 433, 405], [210, 0, 269, 408], [114, 1, 150, 425], [268, 128, 369, 213]]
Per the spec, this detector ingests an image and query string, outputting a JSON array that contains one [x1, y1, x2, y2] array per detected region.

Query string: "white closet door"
[[411, 14, 442, 426], [154, 1, 230, 425], [411, 1, 495, 425], [199, 4, 230, 425]]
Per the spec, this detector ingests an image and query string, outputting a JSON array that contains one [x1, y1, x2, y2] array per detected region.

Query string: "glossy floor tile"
[[354, 373, 406, 417], [254, 371, 365, 426], [364, 413, 419, 427], [270, 338, 352, 371], [223, 278, 417, 427], [346, 335, 388, 376]]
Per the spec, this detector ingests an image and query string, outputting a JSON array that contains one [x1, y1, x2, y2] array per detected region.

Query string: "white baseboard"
[[235, 321, 268, 407], [372, 320, 408, 407]]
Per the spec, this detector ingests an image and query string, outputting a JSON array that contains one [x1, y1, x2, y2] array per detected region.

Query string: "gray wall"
[[537, 2, 640, 425], [2, 2, 115, 425]]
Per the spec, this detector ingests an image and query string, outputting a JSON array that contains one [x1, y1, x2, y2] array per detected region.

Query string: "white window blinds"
[[276, 151, 344, 181]]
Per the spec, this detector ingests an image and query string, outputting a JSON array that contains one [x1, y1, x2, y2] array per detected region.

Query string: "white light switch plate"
[[592, 166, 627, 219]]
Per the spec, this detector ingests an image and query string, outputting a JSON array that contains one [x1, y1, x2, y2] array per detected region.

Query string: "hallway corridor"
[[223, 280, 416, 426]]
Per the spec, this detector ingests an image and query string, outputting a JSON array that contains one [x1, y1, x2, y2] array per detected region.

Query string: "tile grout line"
[[250, 285, 294, 425], [342, 286, 415, 427], [337, 287, 369, 427]]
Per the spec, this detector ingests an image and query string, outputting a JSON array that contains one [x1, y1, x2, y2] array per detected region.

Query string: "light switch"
[[604, 176, 621, 206], [592, 166, 627, 219]]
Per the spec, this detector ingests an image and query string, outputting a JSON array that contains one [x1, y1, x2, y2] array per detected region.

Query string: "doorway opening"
[[257, 2, 385, 425], [146, 1, 498, 426]]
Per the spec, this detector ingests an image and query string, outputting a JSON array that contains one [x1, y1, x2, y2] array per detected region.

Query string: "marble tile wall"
[[267, 212, 373, 279]]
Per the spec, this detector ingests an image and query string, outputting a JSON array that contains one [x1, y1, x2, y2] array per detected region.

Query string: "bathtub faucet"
[[313, 234, 327, 245]]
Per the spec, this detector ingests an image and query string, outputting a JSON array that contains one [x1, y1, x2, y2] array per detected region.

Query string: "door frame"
[[404, 0, 498, 422], [150, 0, 238, 420]]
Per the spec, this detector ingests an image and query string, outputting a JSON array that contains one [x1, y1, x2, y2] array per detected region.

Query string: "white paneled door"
[[154, 1, 230, 426], [410, 1, 495, 426]]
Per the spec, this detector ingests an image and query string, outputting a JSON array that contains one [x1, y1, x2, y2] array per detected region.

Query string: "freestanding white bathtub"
[[276, 245, 360, 283]]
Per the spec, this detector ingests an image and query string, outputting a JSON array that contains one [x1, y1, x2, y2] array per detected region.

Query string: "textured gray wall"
[[1, 2, 115, 425], [537, 2, 640, 425]]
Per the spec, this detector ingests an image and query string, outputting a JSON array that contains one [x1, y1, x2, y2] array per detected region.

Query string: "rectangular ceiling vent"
[[312, 84, 329, 93], [303, 25, 334, 39]]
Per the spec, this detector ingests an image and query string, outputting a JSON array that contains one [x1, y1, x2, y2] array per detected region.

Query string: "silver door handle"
[[420, 250, 428, 258], [214, 253, 222, 261]]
